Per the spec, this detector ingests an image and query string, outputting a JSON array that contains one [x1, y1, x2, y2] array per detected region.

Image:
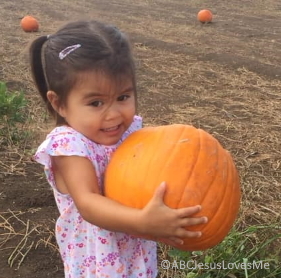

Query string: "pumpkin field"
[[0, 0, 280, 277]]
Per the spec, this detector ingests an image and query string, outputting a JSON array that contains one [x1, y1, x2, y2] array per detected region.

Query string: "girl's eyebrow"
[[121, 86, 134, 93], [82, 92, 104, 100], [83, 86, 134, 99]]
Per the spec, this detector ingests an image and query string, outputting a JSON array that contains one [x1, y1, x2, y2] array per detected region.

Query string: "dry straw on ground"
[[0, 0, 280, 277]]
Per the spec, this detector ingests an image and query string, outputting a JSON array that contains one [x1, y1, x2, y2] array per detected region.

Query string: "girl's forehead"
[[79, 70, 132, 85], [72, 70, 134, 95]]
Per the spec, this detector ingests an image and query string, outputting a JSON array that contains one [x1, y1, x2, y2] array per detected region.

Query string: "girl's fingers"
[[161, 237, 184, 246], [161, 230, 203, 247], [181, 216, 208, 227], [171, 217, 207, 238], [172, 227, 203, 239], [177, 205, 202, 217], [151, 181, 166, 203], [168, 236, 183, 245]]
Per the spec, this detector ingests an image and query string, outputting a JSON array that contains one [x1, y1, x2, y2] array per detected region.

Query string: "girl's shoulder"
[[34, 125, 94, 164], [47, 125, 91, 149]]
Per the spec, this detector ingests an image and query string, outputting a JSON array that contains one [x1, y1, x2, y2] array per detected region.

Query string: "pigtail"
[[29, 36, 49, 104]]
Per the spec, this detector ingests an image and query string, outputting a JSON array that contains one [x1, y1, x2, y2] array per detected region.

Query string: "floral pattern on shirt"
[[34, 116, 157, 278]]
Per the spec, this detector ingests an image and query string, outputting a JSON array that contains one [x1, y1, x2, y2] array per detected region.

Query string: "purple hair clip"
[[59, 44, 81, 60]]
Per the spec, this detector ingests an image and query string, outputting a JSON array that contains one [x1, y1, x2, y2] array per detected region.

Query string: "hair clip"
[[59, 44, 81, 60]]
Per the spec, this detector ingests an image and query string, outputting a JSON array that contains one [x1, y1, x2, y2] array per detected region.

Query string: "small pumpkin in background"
[[105, 124, 241, 251], [197, 9, 213, 23], [20, 15, 39, 32]]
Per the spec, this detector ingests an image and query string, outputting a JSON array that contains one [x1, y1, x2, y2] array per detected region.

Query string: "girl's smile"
[[101, 124, 121, 133], [100, 124, 124, 139]]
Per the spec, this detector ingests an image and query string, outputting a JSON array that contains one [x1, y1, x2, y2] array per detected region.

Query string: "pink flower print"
[[68, 244, 74, 250], [82, 256, 96, 268], [60, 137, 70, 144], [52, 143, 58, 148], [61, 233, 67, 238], [76, 243, 84, 248], [97, 237, 107, 244], [77, 215, 83, 224], [60, 138, 70, 149]]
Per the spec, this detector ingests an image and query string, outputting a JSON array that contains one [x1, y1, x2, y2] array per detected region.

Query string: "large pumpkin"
[[105, 124, 241, 251]]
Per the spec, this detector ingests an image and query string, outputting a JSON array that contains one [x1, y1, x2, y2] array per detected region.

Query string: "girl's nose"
[[104, 103, 120, 121]]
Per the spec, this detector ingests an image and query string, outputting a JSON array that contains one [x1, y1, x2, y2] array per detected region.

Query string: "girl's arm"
[[51, 155, 207, 243]]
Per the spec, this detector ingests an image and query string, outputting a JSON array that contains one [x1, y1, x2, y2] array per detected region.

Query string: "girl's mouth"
[[102, 125, 121, 133]]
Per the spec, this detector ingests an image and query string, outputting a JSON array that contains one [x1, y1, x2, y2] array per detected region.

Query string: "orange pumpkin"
[[20, 16, 39, 32], [105, 124, 241, 251], [197, 9, 213, 23]]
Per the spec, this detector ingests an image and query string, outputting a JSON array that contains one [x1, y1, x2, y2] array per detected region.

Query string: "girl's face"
[[57, 71, 136, 145]]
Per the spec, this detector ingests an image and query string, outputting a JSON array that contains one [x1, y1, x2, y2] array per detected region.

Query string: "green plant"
[[0, 81, 28, 144], [168, 224, 281, 278]]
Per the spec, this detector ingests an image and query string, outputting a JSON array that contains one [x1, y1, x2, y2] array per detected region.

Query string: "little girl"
[[30, 20, 207, 278]]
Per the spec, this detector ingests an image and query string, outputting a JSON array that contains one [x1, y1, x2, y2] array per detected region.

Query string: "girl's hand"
[[139, 182, 208, 246]]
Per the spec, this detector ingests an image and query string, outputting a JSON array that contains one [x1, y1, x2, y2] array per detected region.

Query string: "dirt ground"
[[0, 0, 281, 277]]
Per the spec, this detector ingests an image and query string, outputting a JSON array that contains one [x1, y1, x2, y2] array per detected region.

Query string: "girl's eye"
[[90, 101, 103, 107], [117, 95, 130, 101]]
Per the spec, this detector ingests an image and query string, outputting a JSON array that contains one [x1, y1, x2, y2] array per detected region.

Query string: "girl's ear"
[[47, 91, 66, 118]]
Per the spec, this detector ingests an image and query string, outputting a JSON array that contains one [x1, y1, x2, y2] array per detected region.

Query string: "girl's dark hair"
[[29, 20, 136, 125]]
